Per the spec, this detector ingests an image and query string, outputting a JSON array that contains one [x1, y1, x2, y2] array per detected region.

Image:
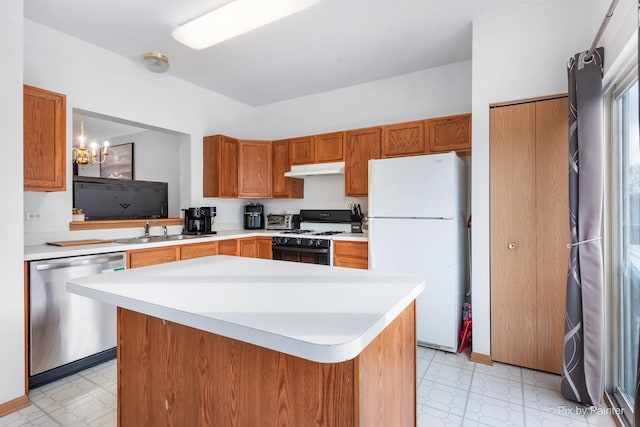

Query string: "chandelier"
[[72, 116, 109, 165]]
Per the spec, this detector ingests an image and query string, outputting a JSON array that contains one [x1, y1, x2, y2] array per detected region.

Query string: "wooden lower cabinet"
[[179, 242, 218, 260], [218, 239, 239, 256], [127, 247, 179, 269], [239, 238, 257, 258], [333, 241, 368, 269], [117, 302, 416, 426], [256, 237, 273, 260]]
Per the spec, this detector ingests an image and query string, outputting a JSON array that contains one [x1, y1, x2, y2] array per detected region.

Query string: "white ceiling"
[[25, 0, 532, 106]]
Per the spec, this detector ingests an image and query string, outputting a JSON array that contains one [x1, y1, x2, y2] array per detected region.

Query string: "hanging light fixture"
[[72, 116, 109, 165]]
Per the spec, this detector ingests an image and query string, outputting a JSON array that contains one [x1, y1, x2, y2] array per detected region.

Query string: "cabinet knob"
[[508, 242, 516, 250]]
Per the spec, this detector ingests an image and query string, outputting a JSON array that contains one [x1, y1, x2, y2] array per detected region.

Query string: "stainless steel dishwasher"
[[29, 252, 126, 388]]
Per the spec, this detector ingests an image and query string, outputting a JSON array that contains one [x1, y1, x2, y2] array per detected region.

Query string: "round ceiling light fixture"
[[143, 52, 170, 73]]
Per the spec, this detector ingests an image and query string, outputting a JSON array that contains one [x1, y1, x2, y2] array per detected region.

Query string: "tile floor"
[[0, 347, 620, 427]]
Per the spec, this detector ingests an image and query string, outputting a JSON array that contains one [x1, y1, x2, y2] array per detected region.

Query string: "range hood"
[[284, 162, 345, 178]]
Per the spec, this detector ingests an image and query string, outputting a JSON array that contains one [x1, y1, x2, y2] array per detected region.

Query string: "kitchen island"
[[68, 255, 424, 426]]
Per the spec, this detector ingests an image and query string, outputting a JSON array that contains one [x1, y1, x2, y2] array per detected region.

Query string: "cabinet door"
[[290, 136, 315, 165], [24, 85, 66, 192], [333, 241, 368, 269], [239, 238, 257, 258], [272, 140, 304, 199], [315, 132, 345, 163], [203, 135, 238, 198], [490, 103, 537, 370], [180, 242, 219, 260], [218, 239, 239, 256], [534, 97, 569, 374], [381, 121, 425, 158], [428, 114, 471, 154], [128, 247, 179, 269], [256, 237, 273, 259], [345, 127, 381, 197], [238, 140, 272, 198]]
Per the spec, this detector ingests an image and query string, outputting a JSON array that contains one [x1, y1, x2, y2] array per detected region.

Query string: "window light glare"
[[172, 0, 320, 50]]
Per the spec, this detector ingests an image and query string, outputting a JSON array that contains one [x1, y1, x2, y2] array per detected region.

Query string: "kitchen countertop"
[[24, 229, 368, 261], [67, 255, 422, 363]]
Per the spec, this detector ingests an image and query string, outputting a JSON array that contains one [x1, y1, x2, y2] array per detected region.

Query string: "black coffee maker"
[[243, 203, 264, 230], [183, 207, 217, 235]]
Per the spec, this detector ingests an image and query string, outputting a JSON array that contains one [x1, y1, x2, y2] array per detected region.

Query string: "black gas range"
[[271, 210, 352, 266]]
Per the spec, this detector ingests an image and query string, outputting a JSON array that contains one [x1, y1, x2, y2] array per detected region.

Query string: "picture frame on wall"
[[101, 142, 134, 179]]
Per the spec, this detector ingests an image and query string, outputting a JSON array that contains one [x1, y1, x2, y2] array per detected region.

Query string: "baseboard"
[[0, 395, 29, 418], [470, 352, 493, 366]]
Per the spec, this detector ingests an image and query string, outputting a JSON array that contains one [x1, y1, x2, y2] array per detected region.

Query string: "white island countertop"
[[67, 255, 423, 363]]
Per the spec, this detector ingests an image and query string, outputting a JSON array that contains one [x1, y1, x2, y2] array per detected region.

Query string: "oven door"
[[272, 246, 330, 266]]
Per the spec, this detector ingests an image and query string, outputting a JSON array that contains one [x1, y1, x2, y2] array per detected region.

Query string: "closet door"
[[490, 95, 568, 374], [490, 102, 538, 370], [534, 97, 569, 373]]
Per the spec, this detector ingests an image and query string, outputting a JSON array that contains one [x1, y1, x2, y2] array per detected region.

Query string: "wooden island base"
[[117, 302, 416, 426]]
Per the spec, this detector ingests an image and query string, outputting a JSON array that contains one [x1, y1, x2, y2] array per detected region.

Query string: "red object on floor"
[[458, 317, 472, 353]]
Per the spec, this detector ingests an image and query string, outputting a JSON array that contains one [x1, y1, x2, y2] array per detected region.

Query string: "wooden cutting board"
[[46, 239, 112, 247]]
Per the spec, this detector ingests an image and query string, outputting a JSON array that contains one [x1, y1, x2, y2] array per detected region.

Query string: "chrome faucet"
[[162, 226, 168, 237], [144, 221, 150, 237]]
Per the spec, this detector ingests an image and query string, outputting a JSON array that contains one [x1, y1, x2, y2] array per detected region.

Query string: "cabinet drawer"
[[128, 247, 178, 269], [334, 256, 369, 270], [180, 242, 218, 260]]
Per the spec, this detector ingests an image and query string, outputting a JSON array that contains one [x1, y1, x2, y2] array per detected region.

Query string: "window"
[[611, 76, 639, 425]]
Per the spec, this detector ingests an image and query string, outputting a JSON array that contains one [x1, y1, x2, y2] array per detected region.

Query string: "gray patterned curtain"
[[562, 48, 605, 407]]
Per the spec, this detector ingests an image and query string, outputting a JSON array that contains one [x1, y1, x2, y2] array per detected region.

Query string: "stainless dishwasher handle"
[[35, 254, 126, 271]]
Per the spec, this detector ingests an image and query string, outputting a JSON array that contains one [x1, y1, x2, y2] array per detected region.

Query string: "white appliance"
[[368, 152, 467, 352]]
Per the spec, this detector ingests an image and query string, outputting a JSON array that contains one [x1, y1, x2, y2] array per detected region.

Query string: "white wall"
[[249, 60, 472, 140], [23, 19, 255, 242], [0, 0, 26, 406], [470, 0, 595, 356], [106, 131, 183, 217], [251, 60, 472, 215]]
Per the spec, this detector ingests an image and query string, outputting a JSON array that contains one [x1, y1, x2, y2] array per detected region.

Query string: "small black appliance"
[[183, 207, 217, 235], [243, 203, 264, 230]]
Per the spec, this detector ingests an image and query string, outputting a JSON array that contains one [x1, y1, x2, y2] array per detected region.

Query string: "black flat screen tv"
[[72, 176, 168, 220]]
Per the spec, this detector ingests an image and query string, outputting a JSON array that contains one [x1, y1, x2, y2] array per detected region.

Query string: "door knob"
[[508, 242, 516, 250]]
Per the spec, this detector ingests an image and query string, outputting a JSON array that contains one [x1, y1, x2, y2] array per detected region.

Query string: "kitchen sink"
[[112, 234, 205, 244]]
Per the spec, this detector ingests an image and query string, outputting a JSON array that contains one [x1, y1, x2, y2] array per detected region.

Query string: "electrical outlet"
[[25, 211, 44, 221]]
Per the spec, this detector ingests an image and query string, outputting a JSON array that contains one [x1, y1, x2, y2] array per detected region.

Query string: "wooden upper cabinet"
[[238, 140, 272, 198], [381, 121, 426, 158], [24, 85, 66, 192], [290, 136, 315, 165], [315, 132, 345, 163], [290, 132, 345, 165], [272, 139, 304, 199], [345, 127, 381, 197], [203, 135, 238, 198], [427, 113, 471, 154]]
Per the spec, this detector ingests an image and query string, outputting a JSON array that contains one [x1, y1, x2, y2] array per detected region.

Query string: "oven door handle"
[[272, 246, 329, 254]]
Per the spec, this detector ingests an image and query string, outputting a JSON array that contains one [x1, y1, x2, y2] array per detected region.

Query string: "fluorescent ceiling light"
[[172, 0, 320, 50]]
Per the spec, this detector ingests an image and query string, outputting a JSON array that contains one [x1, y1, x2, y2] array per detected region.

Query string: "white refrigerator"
[[368, 152, 467, 352]]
